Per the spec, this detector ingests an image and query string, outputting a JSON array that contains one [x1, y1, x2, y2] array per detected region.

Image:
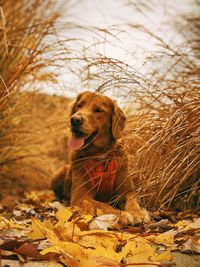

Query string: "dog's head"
[[67, 91, 126, 150]]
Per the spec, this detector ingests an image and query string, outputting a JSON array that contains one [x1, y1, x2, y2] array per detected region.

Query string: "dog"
[[52, 91, 150, 224]]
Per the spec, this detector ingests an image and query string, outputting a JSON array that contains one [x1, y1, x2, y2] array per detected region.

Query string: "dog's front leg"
[[114, 159, 150, 224]]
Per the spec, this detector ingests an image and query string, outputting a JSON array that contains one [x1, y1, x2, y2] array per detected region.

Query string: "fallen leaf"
[[89, 214, 119, 230], [9, 219, 26, 229], [184, 218, 200, 229], [148, 233, 174, 247], [37, 239, 52, 250], [24, 191, 40, 202], [1, 259, 63, 267], [34, 219, 86, 262], [55, 207, 73, 224], [14, 242, 40, 259], [55, 221, 82, 241], [0, 240, 25, 251], [28, 219, 46, 240], [181, 237, 200, 254], [49, 201, 66, 210], [79, 214, 93, 224], [1, 190, 199, 267], [120, 238, 155, 263], [0, 216, 9, 230], [173, 220, 191, 231], [153, 249, 173, 261]]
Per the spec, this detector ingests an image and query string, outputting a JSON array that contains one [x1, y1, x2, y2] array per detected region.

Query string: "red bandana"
[[84, 159, 119, 202]]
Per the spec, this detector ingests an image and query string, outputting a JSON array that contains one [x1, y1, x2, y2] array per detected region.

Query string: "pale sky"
[[40, 0, 198, 99]]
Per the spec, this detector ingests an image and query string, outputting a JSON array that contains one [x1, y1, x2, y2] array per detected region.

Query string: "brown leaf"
[[0, 240, 25, 251], [14, 242, 59, 261], [14, 242, 40, 258]]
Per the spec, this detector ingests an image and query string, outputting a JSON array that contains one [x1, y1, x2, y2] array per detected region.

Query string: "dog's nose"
[[71, 115, 84, 127]]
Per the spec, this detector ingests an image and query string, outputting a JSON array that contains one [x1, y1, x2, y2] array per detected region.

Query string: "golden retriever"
[[52, 91, 150, 224]]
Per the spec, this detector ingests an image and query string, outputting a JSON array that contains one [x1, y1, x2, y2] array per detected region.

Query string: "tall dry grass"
[[76, 2, 200, 211], [0, 0, 63, 196], [126, 4, 200, 211]]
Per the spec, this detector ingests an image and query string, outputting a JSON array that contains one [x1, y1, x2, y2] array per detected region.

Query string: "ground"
[[0, 190, 199, 267]]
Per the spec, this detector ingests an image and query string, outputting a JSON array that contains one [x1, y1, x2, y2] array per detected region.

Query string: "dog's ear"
[[112, 101, 126, 139]]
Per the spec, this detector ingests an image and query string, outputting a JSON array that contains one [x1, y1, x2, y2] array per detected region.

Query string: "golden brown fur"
[[52, 92, 149, 224]]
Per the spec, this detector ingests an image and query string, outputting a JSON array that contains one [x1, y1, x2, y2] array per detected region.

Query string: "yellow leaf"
[[79, 234, 120, 262], [40, 245, 60, 255], [153, 233, 174, 247], [55, 221, 81, 242], [121, 238, 155, 263], [41, 244, 83, 258], [153, 249, 173, 261], [28, 219, 46, 240], [35, 219, 85, 261], [24, 191, 39, 202], [147, 233, 174, 247], [55, 208, 73, 224], [78, 214, 93, 223], [0, 216, 9, 231], [9, 220, 24, 229], [79, 229, 117, 237], [41, 242, 85, 262], [0, 217, 25, 231], [57, 241, 84, 258], [173, 221, 190, 231], [61, 254, 99, 267], [41, 244, 94, 267], [96, 208, 104, 216]]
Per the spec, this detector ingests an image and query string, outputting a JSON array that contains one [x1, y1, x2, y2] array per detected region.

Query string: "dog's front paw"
[[131, 209, 150, 224], [118, 211, 134, 226], [119, 209, 150, 226]]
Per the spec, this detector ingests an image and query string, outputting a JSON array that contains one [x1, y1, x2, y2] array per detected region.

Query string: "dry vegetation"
[[0, 0, 68, 197], [126, 2, 200, 211], [0, 0, 199, 212]]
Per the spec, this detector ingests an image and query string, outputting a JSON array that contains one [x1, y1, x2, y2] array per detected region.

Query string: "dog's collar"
[[84, 159, 119, 202]]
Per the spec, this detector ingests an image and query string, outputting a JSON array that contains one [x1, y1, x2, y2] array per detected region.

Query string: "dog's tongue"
[[68, 135, 85, 150]]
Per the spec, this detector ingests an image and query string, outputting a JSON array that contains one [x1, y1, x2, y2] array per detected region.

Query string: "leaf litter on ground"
[[0, 190, 199, 267]]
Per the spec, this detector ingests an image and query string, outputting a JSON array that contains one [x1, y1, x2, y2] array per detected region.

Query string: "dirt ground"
[[172, 252, 200, 267]]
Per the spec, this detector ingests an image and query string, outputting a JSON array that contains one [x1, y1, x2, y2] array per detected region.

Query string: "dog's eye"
[[94, 108, 103, 113], [77, 103, 83, 108]]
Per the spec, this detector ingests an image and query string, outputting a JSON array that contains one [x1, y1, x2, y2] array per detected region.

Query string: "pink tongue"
[[67, 135, 85, 150]]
